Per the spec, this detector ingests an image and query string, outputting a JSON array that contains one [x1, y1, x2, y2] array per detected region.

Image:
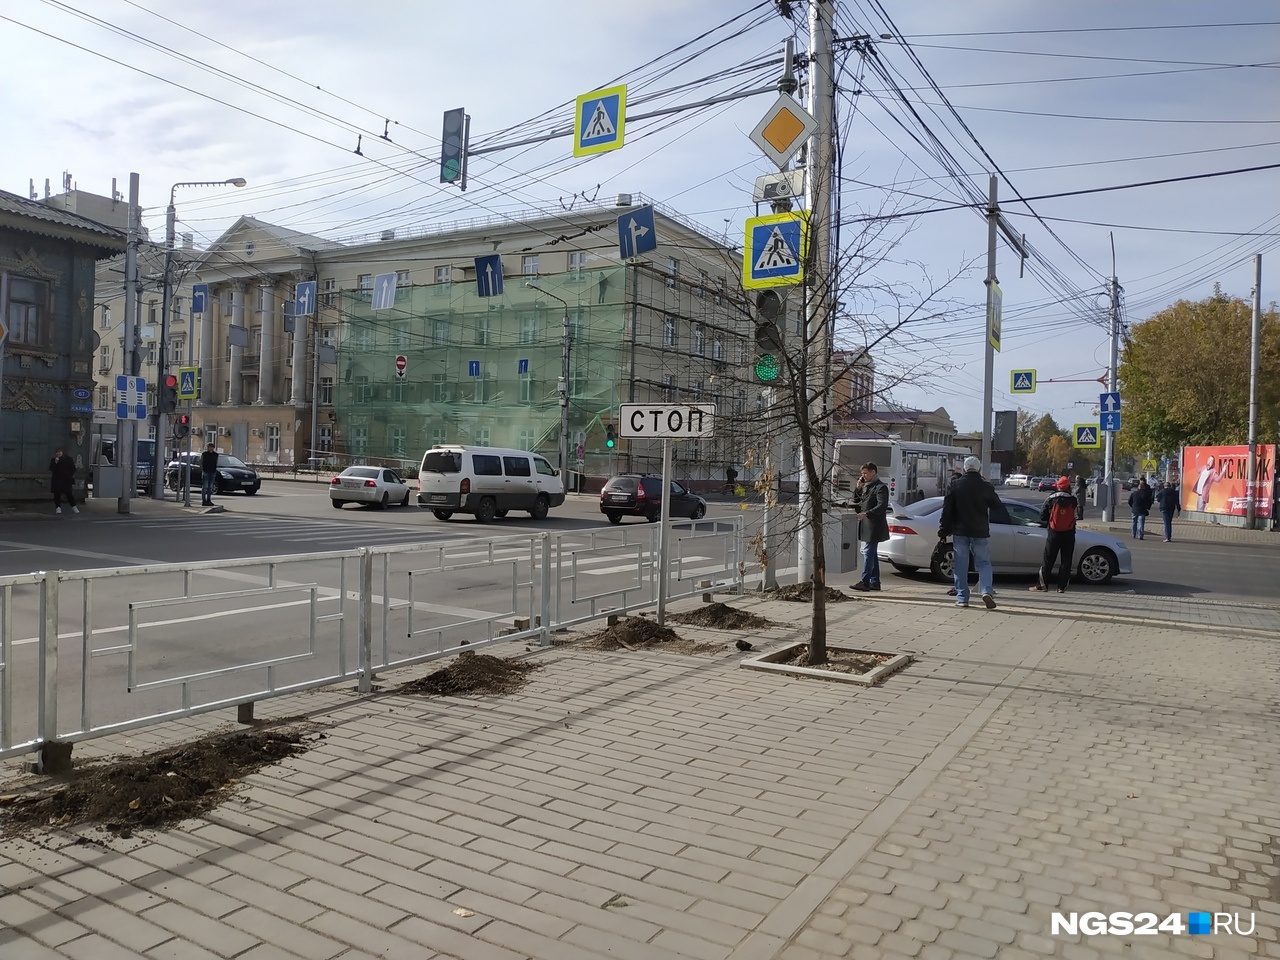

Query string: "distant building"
[[829, 349, 875, 415], [832, 406, 958, 447]]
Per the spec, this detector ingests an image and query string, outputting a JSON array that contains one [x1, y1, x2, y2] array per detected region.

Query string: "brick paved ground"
[[2, 588, 1276, 959]]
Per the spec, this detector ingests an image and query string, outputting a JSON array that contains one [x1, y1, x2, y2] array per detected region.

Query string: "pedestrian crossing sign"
[[177, 366, 199, 401], [742, 211, 808, 290], [1010, 370, 1036, 394], [1073, 424, 1101, 448], [574, 84, 626, 157], [1142, 458, 1158, 474]]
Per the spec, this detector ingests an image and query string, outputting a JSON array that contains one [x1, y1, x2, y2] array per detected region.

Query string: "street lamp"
[[525, 281, 572, 484], [154, 177, 247, 501]]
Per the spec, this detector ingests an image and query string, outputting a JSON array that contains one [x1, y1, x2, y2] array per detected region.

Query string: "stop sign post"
[[394, 355, 407, 379]]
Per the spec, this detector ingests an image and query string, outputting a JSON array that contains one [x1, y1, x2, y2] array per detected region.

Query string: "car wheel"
[[432, 510, 453, 521], [476, 497, 497, 523], [530, 495, 549, 521], [246, 488, 258, 496], [494, 509, 509, 518], [167, 473, 180, 492], [376, 492, 389, 510], [689, 503, 706, 520], [891, 563, 919, 574], [646, 508, 660, 523], [1076, 547, 1118, 584], [400, 490, 410, 507], [929, 544, 955, 582], [331, 499, 344, 509], [606, 511, 622, 525]]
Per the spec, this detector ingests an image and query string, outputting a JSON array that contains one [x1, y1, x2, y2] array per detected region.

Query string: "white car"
[[330, 466, 411, 509], [879, 496, 1133, 585], [1005, 474, 1030, 488]]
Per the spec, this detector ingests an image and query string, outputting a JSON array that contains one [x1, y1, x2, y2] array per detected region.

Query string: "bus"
[[832, 438, 971, 506]]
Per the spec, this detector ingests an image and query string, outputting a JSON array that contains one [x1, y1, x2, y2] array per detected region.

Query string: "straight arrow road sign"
[[474, 254, 504, 297], [617, 205, 657, 260], [1100, 410, 1122, 432], [1099, 392, 1121, 412]]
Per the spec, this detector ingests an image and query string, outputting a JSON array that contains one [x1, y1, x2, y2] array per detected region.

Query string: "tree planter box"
[[740, 643, 911, 686]]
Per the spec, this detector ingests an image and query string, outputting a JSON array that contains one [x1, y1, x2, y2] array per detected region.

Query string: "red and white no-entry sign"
[[394, 355, 407, 379]]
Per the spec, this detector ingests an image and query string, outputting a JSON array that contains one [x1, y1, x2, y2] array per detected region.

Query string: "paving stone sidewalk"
[[1, 590, 1277, 960]]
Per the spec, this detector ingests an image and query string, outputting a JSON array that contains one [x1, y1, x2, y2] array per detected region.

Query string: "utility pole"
[[1102, 233, 1121, 522], [118, 173, 141, 515], [980, 174, 998, 472], [1246, 253, 1262, 528]]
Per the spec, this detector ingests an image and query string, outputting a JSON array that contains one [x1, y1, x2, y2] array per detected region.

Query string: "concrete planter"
[[741, 643, 911, 686]]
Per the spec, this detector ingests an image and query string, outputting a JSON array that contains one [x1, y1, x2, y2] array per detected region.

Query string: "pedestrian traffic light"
[[752, 290, 785, 383], [440, 107, 468, 186], [605, 424, 616, 449], [173, 414, 191, 439], [159, 373, 179, 413]]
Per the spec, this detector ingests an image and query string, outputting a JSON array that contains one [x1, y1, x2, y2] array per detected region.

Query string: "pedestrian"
[[938, 456, 1001, 609], [723, 463, 738, 495], [850, 462, 890, 593], [1156, 479, 1181, 542], [1128, 477, 1154, 540], [200, 442, 219, 506], [1031, 476, 1078, 593], [49, 448, 79, 515], [1074, 474, 1087, 521]]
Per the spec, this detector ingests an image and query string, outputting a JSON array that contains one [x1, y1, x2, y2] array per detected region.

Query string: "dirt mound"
[[0, 729, 310, 838], [579, 616, 721, 655], [670, 602, 776, 630], [399, 651, 538, 696], [765, 583, 855, 603]]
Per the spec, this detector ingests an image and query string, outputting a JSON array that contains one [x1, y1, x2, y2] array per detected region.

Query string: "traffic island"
[[741, 643, 912, 686]]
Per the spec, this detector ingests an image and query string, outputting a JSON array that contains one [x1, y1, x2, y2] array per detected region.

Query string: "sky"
[[2, 0, 1277, 435]]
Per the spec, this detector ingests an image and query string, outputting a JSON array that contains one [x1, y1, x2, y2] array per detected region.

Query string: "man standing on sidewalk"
[[1032, 476, 1078, 593], [851, 462, 890, 593], [200, 443, 219, 506], [939, 456, 1001, 609], [1128, 477, 1154, 540], [1156, 479, 1181, 542]]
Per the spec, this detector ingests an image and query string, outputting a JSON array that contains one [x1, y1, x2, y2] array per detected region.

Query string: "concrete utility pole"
[[526, 282, 571, 487], [796, 0, 835, 581], [1246, 253, 1262, 528], [1102, 234, 1122, 522], [980, 175, 998, 472], [118, 173, 141, 515]]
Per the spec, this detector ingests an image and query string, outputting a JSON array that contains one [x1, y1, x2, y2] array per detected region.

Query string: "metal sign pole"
[[657, 437, 672, 625]]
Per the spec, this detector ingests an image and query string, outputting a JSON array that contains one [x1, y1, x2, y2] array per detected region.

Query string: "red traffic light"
[[164, 373, 179, 388], [177, 414, 190, 426]]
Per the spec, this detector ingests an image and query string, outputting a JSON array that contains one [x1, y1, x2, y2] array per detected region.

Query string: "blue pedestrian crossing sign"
[[574, 84, 626, 157], [294, 280, 316, 317], [474, 254, 504, 297], [742, 211, 808, 290], [1010, 370, 1036, 394], [115, 375, 147, 421], [1073, 424, 1101, 449], [372, 273, 397, 311], [1099, 391, 1121, 412], [617, 205, 657, 260], [191, 283, 209, 315], [177, 366, 199, 401], [1100, 410, 1121, 432]]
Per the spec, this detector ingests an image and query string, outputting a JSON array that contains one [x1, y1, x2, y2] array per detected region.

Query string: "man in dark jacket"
[[1156, 480, 1180, 542], [1128, 477, 1155, 540], [1033, 476, 1078, 593], [200, 443, 220, 506], [850, 462, 890, 592], [939, 456, 1001, 608], [1074, 475, 1087, 520], [49, 448, 79, 515]]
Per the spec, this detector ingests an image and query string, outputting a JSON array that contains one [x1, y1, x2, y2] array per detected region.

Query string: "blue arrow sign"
[[1099, 392, 1121, 412], [475, 254, 504, 297], [191, 283, 209, 315], [294, 280, 316, 317], [1100, 410, 1122, 432], [517, 358, 529, 375], [618, 205, 657, 260], [372, 273, 397, 310], [468, 360, 481, 378]]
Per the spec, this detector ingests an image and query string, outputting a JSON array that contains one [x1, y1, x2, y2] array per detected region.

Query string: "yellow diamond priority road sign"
[[750, 94, 817, 169]]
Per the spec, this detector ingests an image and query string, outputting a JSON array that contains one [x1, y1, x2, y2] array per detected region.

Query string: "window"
[[474, 452, 501, 476], [249, 324, 262, 356], [474, 316, 491, 346], [96, 385, 109, 408], [663, 318, 677, 348], [516, 428, 537, 451], [736, 341, 747, 365], [432, 318, 450, 345], [712, 338, 724, 362], [662, 374, 673, 401], [98, 345, 111, 373], [734, 391, 746, 416], [170, 339, 185, 364], [430, 427, 448, 448], [388, 381, 408, 403], [389, 425, 406, 457], [145, 341, 157, 365], [666, 258, 678, 287], [6, 276, 49, 345], [569, 370, 588, 399], [521, 255, 539, 277], [147, 302, 158, 325], [568, 251, 586, 279], [568, 307, 586, 342], [696, 269, 707, 298], [431, 373, 446, 403], [319, 376, 334, 404], [715, 276, 725, 306], [357, 274, 373, 291], [471, 375, 492, 403], [518, 376, 535, 404], [392, 321, 410, 349], [518, 311, 539, 345], [354, 375, 372, 402], [321, 278, 336, 308], [396, 269, 410, 286], [693, 326, 705, 357], [265, 423, 280, 455], [534, 456, 557, 477], [349, 422, 368, 455], [351, 323, 373, 349], [320, 326, 336, 348], [99, 305, 111, 329], [692, 380, 703, 400], [317, 424, 333, 454], [503, 456, 531, 477], [434, 265, 451, 284], [221, 291, 232, 315]]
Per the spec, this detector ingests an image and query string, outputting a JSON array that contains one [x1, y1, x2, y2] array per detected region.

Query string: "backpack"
[[1048, 497, 1076, 532]]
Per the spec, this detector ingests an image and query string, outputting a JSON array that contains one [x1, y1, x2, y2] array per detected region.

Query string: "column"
[[199, 284, 216, 405], [257, 280, 274, 404], [290, 288, 308, 406], [228, 283, 244, 405]]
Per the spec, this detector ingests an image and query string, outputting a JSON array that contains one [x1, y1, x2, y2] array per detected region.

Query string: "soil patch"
[[399, 651, 538, 697], [765, 583, 855, 603], [783, 648, 897, 674], [669, 602, 776, 630], [0, 729, 310, 838], [580, 616, 723, 656]]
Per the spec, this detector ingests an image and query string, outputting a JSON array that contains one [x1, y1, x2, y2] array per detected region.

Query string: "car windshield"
[[343, 467, 380, 479], [422, 451, 461, 473], [896, 497, 943, 517], [218, 455, 248, 469]]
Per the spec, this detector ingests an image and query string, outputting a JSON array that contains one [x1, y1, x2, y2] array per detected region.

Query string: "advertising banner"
[[1180, 444, 1275, 518]]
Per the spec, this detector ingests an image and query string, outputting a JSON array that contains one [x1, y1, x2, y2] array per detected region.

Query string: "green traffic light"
[[755, 353, 780, 382], [606, 438, 615, 449]]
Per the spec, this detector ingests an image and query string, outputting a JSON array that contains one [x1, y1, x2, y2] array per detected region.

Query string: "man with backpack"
[[1032, 476, 1078, 593]]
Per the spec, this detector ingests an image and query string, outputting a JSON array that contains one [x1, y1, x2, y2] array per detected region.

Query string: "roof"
[[0, 189, 127, 254], [237, 216, 341, 253]]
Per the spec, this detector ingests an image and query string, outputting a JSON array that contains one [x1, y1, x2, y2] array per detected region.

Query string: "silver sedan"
[[878, 496, 1133, 585], [330, 466, 411, 509]]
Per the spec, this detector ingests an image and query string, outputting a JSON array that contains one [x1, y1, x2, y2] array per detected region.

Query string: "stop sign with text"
[[618, 403, 716, 439]]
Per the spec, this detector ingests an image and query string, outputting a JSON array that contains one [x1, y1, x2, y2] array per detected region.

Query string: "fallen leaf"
[[127, 797, 142, 810], [452, 908, 475, 918]]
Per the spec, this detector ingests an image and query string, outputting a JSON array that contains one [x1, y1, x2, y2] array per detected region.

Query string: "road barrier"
[[0, 519, 745, 768]]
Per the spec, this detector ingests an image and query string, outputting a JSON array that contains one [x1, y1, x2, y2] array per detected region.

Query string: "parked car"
[[879, 496, 1132, 585], [165, 453, 261, 495], [1035, 476, 1059, 492], [417, 445, 564, 522], [600, 474, 707, 524], [1005, 474, 1030, 488], [330, 466, 410, 509]]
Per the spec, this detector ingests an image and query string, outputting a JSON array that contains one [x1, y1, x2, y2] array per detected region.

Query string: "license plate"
[[608, 495, 628, 503], [341, 480, 361, 488], [428, 495, 448, 504], [242, 481, 255, 487]]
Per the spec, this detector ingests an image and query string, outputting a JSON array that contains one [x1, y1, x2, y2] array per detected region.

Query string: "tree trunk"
[[809, 495, 828, 664]]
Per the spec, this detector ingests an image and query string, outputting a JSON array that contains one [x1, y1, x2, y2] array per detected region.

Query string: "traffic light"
[[173, 414, 191, 439], [159, 373, 179, 413], [753, 290, 785, 383], [605, 424, 616, 449], [440, 107, 468, 186]]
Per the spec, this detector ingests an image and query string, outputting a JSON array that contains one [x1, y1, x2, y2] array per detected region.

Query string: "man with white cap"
[[938, 456, 1001, 609]]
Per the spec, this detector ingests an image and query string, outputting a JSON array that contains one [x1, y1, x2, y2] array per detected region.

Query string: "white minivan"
[[417, 445, 565, 523]]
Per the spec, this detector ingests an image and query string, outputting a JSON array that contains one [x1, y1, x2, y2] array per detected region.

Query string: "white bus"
[[832, 438, 971, 506]]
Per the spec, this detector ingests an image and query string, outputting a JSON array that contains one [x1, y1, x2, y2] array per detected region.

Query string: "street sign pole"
[[657, 438, 672, 626]]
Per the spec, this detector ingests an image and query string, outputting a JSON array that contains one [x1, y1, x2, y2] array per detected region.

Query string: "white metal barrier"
[[0, 519, 745, 765]]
